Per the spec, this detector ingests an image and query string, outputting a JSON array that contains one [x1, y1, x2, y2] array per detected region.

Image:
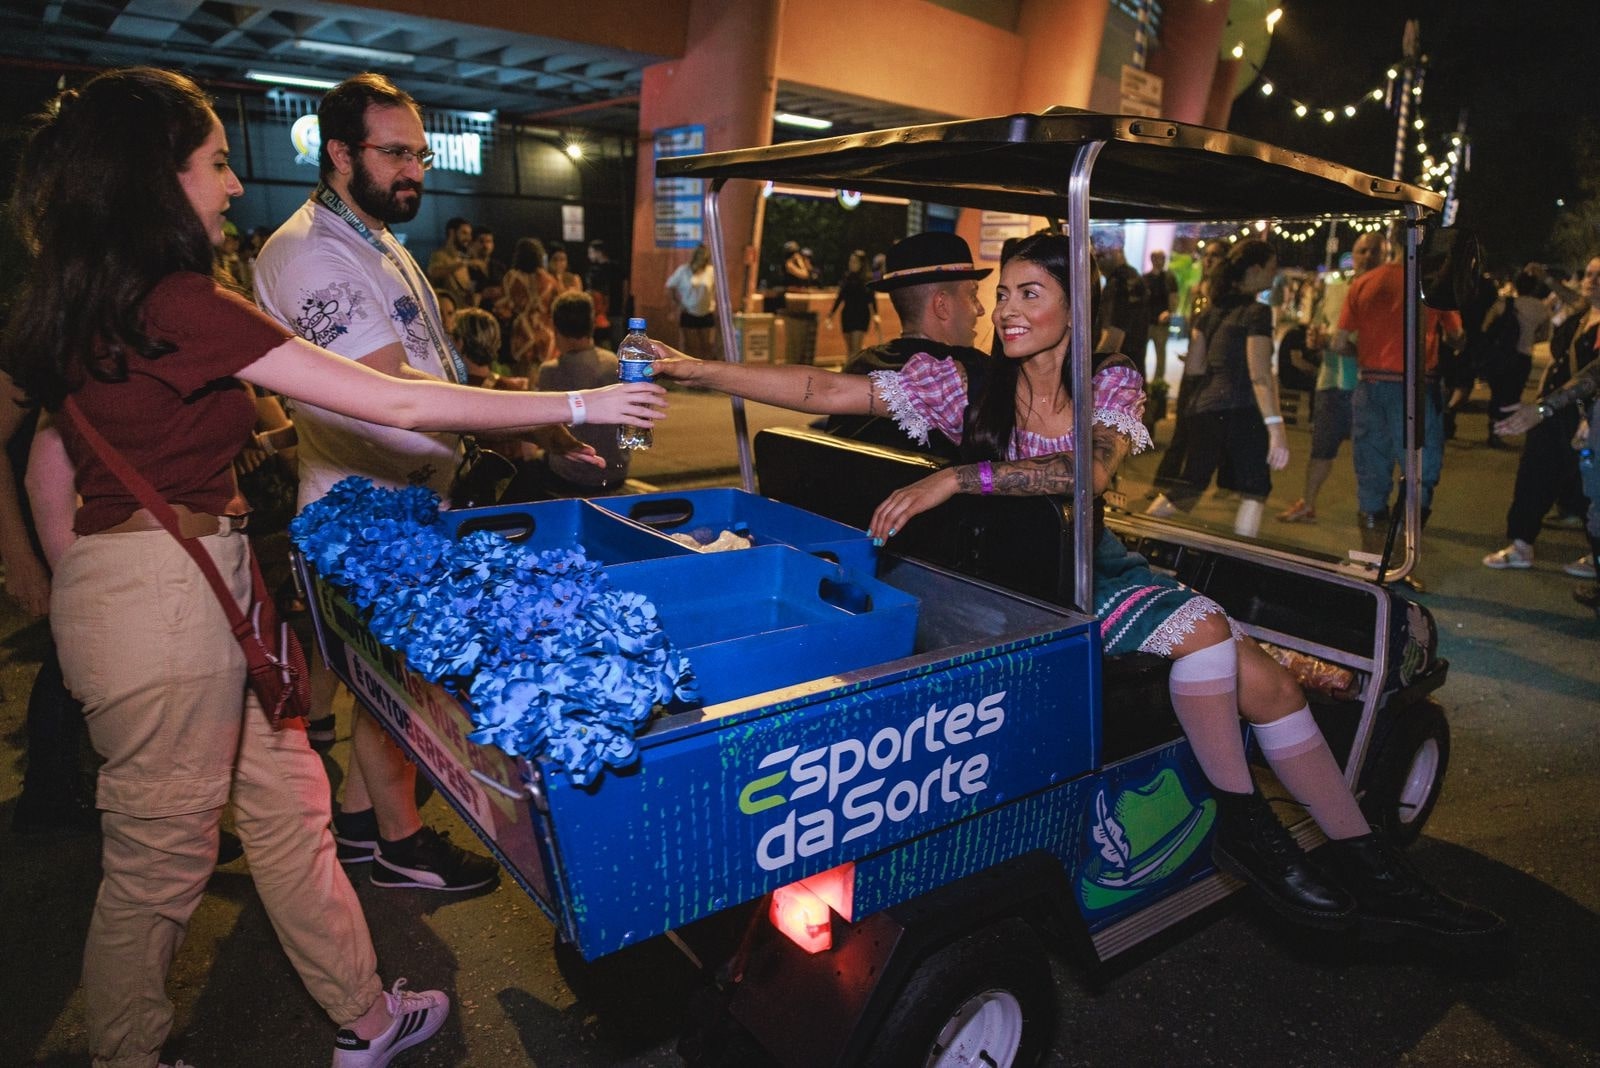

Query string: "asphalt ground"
[[2, 367, 1597, 1067]]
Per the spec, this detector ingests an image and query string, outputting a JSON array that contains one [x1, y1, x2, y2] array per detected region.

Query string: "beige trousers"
[[52, 528, 381, 1068]]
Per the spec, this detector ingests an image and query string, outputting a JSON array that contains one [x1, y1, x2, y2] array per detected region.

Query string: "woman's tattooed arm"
[[952, 423, 1131, 497]]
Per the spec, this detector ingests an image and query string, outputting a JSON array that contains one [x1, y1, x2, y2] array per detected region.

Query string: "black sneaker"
[[333, 808, 379, 865], [371, 826, 498, 892], [331, 979, 449, 1067], [307, 714, 337, 753]]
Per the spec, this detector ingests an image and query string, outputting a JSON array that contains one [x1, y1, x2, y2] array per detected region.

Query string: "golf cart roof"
[[656, 107, 1444, 222]]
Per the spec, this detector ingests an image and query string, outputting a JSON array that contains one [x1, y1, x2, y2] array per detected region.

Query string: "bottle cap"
[[628, 317, 647, 330]]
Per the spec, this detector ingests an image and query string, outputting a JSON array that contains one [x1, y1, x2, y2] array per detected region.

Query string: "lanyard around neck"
[[312, 183, 469, 386]]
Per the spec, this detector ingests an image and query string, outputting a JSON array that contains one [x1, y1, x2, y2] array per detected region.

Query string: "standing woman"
[[652, 231, 1499, 946], [1147, 238, 1288, 537], [665, 243, 719, 359], [499, 237, 556, 374], [1, 67, 664, 1068], [826, 248, 880, 356]]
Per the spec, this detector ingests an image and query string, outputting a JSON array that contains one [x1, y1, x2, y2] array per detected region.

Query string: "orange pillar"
[[1014, 0, 1111, 113], [632, 0, 781, 335], [1145, 0, 1230, 125]]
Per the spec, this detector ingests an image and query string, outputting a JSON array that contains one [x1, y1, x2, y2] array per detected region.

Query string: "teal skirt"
[[1092, 529, 1224, 657]]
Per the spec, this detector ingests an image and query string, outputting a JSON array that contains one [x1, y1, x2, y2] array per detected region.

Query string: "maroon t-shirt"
[[62, 272, 293, 534]]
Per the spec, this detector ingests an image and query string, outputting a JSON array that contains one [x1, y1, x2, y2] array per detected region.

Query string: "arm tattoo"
[[955, 425, 1131, 497], [801, 374, 816, 406]]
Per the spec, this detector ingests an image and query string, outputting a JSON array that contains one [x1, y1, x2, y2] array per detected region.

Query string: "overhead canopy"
[[657, 108, 1444, 222]]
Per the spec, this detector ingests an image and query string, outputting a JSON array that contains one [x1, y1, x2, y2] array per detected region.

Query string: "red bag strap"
[[60, 396, 256, 643]]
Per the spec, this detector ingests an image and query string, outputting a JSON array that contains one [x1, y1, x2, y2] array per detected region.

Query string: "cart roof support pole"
[[705, 177, 756, 492], [1397, 202, 1423, 581], [1067, 141, 1105, 616]]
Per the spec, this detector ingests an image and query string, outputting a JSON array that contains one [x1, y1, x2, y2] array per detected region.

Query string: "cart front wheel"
[[1360, 700, 1450, 847], [865, 918, 1054, 1068]]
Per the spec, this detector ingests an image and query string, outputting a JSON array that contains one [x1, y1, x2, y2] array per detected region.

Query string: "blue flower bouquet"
[[292, 479, 697, 786]]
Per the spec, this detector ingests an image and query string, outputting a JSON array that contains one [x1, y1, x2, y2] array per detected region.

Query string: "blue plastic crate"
[[595, 488, 877, 575], [607, 546, 919, 705], [437, 498, 692, 565]]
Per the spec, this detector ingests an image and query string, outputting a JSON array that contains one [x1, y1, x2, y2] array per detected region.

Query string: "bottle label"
[[619, 357, 653, 383]]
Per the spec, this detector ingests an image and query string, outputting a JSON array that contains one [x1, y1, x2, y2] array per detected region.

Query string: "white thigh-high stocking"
[[1168, 639, 1254, 793], [1253, 706, 1372, 840]]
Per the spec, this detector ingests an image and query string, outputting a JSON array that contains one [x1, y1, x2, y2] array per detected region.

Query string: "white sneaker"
[[1482, 542, 1533, 570], [332, 979, 449, 1068], [1564, 554, 1597, 579]]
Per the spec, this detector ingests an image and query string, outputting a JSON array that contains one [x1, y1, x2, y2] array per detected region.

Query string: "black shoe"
[[1325, 831, 1507, 947], [1211, 788, 1356, 929], [333, 807, 379, 864], [1400, 571, 1427, 594], [307, 714, 337, 753], [11, 792, 99, 836], [371, 826, 499, 892]]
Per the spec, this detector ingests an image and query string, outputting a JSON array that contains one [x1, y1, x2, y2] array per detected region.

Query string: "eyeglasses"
[[356, 142, 435, 170]]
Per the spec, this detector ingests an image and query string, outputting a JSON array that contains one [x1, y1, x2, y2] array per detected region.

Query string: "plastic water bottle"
[[1581, 446, 1595, 472], [617, 317, 654, 451]]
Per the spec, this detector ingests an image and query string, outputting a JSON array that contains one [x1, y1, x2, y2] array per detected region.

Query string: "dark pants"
[[1505, 407, 1589, 545], [20, 641, 88, 807], [1486, 352, 1534, 429], [1166, 408, 1271, 509]]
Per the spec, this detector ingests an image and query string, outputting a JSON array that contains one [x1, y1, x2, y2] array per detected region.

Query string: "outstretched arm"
[[648, 339, 877, 415], [238, 335, 667, 434], [1247, 334, 1290, 470], [868, 423, 1132, 541]]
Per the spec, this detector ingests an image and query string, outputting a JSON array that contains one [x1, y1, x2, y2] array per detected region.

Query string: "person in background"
[[585, 238, 625, 346], [1095, 238, 1148, 368], [546, 242, 583, 298], [1480, 269, 1553, 449], [827, 248, 880, 357], [1335, 229, 1463, 591], [466, 227, 505, 309], [432, 288, 458, 335], [217, 219, 246, 291], [3, 65, 664, 1068], [783, 240, 816, 289], [426, 215, 475, 309], [650, 230, 1502, 947], [1147, 239, 1289, 537], [499, 237, 555, 374], [1483, 255, 1599, 577], [1278, 231, 1386, 524], [452, 306, 527, 391], [535, 292, 630, 497], [666, 243, 719, 359], [1142, 248, 1179, 381], [1150, 242, 1227, 498], [823, 232, 989, 459]]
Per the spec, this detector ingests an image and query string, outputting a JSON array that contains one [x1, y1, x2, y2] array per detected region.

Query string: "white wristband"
[[1263, 415, 1284, 426], [566, 391, 587, 426]]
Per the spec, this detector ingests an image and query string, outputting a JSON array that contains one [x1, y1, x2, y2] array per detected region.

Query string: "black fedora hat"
[[869, 232, 992, 291]]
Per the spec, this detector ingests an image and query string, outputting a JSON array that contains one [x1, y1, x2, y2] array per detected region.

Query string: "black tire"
[[861, 919, 1055, 1068], [1360, 700, 1450, 847]]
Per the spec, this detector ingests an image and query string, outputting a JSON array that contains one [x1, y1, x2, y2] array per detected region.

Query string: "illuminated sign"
[[288, 114, 484, 176]]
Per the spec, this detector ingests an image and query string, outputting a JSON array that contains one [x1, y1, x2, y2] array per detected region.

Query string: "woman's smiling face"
[[992, 257, 1070, 360]]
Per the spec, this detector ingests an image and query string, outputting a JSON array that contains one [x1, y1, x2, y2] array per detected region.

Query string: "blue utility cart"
[[300, 108, 1469, 1068]]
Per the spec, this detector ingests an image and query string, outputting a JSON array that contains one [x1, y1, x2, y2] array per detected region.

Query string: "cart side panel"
[[309, 576, 563, 923], [545, 622, 1100, 958]]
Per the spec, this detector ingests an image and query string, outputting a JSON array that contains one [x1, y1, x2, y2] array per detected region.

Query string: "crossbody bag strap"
[[60, 396, 254, 643]]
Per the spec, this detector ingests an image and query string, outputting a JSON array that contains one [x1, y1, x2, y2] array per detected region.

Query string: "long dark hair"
[[1, 67, 217, 408], [513, 237, 547, 273], [965, 231, 1097, 461]]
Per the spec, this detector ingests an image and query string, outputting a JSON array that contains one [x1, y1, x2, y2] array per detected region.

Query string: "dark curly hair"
[[1, 67, 218, 407]]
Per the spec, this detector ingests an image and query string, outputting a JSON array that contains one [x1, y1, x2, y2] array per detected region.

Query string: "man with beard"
[[254, 73, 498, 893]]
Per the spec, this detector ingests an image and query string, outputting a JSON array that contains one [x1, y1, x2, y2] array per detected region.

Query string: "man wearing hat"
[[825, 231, 990, 457]]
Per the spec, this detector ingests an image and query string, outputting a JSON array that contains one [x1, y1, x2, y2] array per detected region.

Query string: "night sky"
[[1224, 0, 1599, 270]]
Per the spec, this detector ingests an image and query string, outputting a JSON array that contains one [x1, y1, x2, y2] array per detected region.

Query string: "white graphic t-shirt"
[[253, 196, 460, 507]]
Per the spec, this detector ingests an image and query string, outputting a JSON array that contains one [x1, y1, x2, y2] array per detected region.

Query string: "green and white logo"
[[1079, 768, 1215, 910]]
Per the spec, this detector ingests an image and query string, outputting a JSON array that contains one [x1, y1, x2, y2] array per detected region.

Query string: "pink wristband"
[[978, 461, 994, 495]]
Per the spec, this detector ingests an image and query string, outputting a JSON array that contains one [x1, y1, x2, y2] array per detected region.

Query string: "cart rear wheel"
[[864, 918, 1054, 1068], [1360, 700, 1450, 847]]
